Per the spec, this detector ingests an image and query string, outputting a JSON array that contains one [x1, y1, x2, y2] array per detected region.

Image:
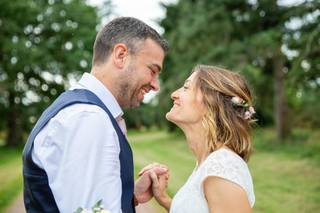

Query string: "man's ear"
[[112, 43, 129, 69]]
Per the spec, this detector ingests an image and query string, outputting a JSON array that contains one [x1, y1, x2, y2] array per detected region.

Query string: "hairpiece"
[[231, 96, 255, 120]]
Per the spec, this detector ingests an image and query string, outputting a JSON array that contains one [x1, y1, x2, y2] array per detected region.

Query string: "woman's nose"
[[171, 89, 179, 100]]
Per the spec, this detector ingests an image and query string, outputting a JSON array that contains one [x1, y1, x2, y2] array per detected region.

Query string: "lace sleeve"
[[200, 149, 255, 207]]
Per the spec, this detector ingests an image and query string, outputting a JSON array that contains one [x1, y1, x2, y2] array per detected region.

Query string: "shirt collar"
[[71, 72, 123, 119]]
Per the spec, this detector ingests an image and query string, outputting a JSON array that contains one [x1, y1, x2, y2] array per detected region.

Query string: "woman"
[[148, 65, 255, 212]]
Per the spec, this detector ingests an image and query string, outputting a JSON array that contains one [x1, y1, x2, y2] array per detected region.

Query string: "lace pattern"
[[169, 148, 255, 213], [200, 149, 255, 207]]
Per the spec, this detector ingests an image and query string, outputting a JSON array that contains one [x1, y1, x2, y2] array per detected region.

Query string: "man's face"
[[119, 38, 165, 108]]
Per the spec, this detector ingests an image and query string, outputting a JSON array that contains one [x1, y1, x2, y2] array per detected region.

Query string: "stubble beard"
[[118, 65, 140, 109]]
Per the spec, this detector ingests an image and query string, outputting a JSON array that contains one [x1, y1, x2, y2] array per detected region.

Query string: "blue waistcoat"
[[22, 89, 135, 213]]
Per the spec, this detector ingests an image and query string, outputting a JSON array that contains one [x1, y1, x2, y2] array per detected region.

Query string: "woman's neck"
[[181, 123, 209, 166]]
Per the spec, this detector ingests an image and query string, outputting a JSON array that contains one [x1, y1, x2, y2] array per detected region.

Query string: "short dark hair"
[[92, 17, 169, 65]]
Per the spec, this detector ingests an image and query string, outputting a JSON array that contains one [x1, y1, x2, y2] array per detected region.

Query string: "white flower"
[[78, 208, 112, 213], [249, 106, 255, 114], [75, 199, 112, 213], [231, 96, 242, 105], [100, 210, 112, 213], [244, 106, 256, 120]]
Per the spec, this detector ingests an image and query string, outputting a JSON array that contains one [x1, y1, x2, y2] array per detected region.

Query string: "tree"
[[159, 0, 320, 140], [285, 0, 320, 128], [0, 0, 99, 146]]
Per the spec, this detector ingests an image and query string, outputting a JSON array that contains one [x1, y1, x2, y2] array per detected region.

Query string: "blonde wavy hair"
[[193, 65, 255, 161]]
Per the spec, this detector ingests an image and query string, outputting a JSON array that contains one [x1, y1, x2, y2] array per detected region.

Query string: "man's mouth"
[[138, 87, 149, 101], [143, 85, 152, 94], [141, 87, 149, 95]]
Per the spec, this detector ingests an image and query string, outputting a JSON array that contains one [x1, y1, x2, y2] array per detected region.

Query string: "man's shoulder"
[[53, 103, 111, 124]]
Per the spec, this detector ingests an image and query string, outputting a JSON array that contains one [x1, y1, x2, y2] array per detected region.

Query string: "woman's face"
[[166, 72, 207, 126]]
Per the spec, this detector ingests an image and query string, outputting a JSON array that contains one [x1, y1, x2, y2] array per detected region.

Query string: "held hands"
[[149, 168, 171, 210], [134, 163, 170, 205]]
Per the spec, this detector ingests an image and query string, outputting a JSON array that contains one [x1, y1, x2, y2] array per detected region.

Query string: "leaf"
[[93, 199, 103, 208], [74, 207, 84, 213]]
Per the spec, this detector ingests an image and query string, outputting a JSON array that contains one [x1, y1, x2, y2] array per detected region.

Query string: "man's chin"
[[129, 101, 141, 109]]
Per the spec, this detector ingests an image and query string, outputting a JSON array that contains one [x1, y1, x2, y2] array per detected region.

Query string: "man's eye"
[[152, 70, 156, 75], [149, 68, 156, 76], [183, 85, 189, 90]]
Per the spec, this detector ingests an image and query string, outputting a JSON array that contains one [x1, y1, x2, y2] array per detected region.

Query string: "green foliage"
[[0, 0, 100, 145], [74, 199, 104, 213], [158, 0, 320, 130], [125, 102, 168, 129]]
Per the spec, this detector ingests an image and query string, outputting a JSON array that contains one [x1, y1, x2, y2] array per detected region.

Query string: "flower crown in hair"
[[231, 96, 255, 120]]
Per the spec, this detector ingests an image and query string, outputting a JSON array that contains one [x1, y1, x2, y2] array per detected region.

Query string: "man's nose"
[[150, 78, 160, 91]]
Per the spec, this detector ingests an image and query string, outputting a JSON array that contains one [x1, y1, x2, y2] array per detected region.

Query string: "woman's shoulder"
[[200, 148, 255, 207], [206, 148, 247, 166], [202, 148, 252, 182]]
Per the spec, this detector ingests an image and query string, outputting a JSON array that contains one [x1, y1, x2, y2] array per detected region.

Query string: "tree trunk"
[[5, 91, 23, 147], [273, 49, 290, 141]]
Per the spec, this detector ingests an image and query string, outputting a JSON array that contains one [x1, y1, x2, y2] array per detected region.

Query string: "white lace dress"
[[170, 148, 255, 213]]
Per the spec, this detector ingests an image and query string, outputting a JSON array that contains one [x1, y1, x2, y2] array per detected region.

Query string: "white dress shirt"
[[32, 73, 124, 213]]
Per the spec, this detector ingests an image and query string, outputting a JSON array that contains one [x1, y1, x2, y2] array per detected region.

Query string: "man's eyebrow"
[[184, 79, 191, 84], [148, 64, 162, 73]]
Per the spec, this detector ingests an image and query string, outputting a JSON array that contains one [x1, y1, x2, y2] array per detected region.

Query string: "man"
[[22, 17, 169, 213]]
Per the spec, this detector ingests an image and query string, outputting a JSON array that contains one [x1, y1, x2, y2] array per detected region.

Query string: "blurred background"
[[0, 0, 319, 212]]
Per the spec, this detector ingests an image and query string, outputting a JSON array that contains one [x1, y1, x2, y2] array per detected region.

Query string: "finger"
[[156, 163, 169, 170], [138, 164, 155, 176], [152, 166, 169, 176], [138, 163, 168, 176], [158, 175, 168, 188], [149, 171, 159, 187], [138, 162, 161, 176], [159, 174, 167, 181], [162, 177, 168, 188], [164, 176, 169, 188]]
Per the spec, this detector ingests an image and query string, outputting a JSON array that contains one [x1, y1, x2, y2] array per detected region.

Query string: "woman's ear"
[[112, 43, 129, 69]]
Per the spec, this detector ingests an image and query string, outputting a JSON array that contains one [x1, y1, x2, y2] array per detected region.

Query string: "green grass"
[[0, 147, 23, 212], [249, 128, 320, 212], [129, 128, 320, 213], [0, 128, 319, 213]]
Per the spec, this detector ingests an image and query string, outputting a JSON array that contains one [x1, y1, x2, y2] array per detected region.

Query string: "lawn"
[[0, 128, 319, 212], [0, 147, 23, 212], [129, 128, 320, 213]]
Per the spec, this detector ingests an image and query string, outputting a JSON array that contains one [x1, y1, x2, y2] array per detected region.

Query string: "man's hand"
[[134, 163, 169, 204]]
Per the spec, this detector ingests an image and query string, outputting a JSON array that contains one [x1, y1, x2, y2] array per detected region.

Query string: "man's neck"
[[91, 66, 121, 106]]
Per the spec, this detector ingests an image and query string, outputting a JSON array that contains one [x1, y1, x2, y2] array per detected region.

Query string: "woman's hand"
[[149, 170, 172, 211], [134, 163, 169, 204]]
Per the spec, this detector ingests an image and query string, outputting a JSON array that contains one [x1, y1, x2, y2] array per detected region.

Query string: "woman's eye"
[[183, 85, 189, 90]]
